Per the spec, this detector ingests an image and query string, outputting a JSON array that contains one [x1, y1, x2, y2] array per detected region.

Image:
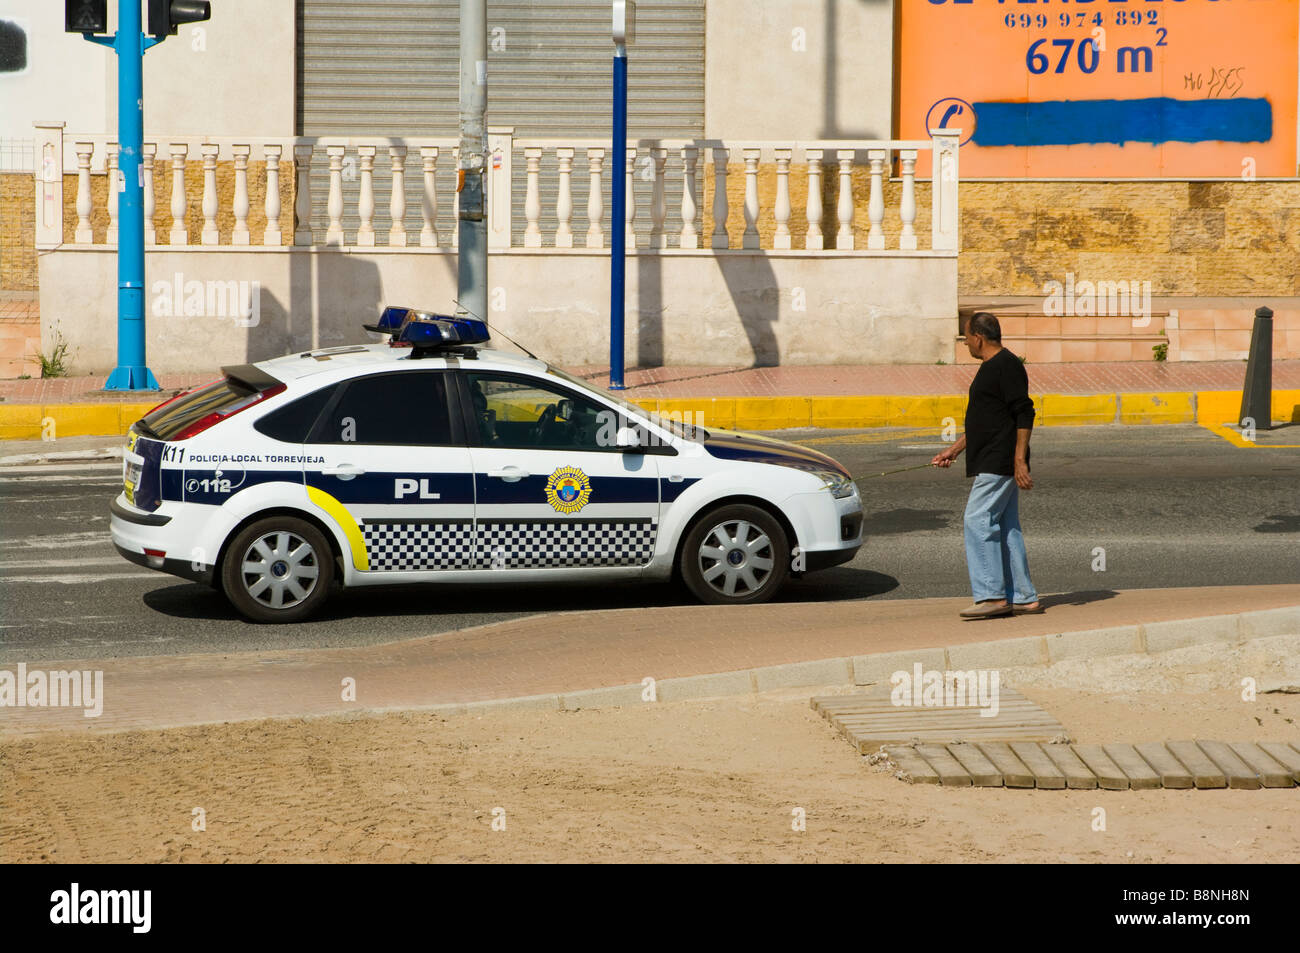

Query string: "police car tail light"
[[143, 548, 166, 568], [170, 383, 287, 440]]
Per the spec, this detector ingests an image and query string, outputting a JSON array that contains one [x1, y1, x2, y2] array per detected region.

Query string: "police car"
[[110, 308, 863, 622]]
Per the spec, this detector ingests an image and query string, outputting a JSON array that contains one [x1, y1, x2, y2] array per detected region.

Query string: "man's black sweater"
[[964, 348, 1035, 478]]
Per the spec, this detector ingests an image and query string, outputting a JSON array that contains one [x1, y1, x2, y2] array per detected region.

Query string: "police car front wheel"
[[680, 504, 789, 605], [221, 517, 335, 623]]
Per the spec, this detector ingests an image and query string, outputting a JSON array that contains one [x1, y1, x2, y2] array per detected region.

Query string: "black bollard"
[[1238, 306, 1274, 432]]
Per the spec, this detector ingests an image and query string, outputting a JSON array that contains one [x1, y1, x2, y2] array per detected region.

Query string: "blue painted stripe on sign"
[[971, 97, 1273, 147]]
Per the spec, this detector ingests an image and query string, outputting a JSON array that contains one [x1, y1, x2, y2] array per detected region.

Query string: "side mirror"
[[615, 425, 642, 450]]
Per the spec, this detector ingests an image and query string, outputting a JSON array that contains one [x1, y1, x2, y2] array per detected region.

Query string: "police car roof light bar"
[[363, 307, 491, 354]]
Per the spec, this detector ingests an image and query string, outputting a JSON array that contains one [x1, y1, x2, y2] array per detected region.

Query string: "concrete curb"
[[383, 605, 1299, 719], [4, 388, 1298, 439], [0, 447, 123, 466]]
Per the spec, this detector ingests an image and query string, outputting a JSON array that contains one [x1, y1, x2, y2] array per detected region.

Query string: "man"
[[931, 312, 1042, 618]]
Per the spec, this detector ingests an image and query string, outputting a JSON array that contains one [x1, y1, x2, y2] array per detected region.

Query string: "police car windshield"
[[544, 366, 709, 441]]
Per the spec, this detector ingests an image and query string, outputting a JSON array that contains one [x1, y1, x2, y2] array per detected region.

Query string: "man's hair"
[[968, 312, 1001, 343]]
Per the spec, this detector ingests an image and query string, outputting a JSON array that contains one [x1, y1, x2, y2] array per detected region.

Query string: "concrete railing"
[[33, 123, 960, 255]]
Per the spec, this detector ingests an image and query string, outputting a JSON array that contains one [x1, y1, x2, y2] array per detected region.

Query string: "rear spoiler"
[[221, 364, 284, 394]]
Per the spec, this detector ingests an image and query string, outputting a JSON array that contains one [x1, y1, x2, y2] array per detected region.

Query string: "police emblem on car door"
[[463, 371, 659, 569]]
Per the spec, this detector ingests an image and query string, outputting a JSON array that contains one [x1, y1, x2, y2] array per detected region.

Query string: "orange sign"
[[899, 0, 1298, 177]]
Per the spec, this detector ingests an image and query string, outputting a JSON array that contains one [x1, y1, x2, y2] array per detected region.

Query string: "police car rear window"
[[254, 384, 338, 443], [308, 372, 453, 445], [141, 378, 256, 440]]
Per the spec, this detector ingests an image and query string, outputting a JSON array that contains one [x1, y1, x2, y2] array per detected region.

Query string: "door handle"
[[487, 466, 529, 482], [322, 463, 366, 479]]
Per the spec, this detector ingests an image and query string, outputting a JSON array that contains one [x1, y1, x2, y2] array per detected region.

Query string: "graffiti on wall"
[[900, 0, 1298, 177]]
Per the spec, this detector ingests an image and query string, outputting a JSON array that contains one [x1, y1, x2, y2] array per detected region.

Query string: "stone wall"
[[1, 174, 36, 291]]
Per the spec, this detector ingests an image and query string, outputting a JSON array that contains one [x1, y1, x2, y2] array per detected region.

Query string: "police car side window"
[[308, 372, 454, 446], [254, 384, 339, 443], [466, 373, 621, 452]]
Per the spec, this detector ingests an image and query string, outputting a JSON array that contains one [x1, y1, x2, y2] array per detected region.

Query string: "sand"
[[3, 636, 1298, 863]]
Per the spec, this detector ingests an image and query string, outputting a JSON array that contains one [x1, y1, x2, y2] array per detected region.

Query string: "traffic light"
[[147, 0, 211, 39], [65, 0, 107, 34]]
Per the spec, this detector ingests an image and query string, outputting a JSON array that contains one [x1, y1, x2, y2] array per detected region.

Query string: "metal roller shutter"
[[298, 0, 704, 247]]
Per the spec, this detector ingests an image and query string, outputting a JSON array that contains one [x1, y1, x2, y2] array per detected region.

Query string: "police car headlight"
[[813, 469, 856, 499]]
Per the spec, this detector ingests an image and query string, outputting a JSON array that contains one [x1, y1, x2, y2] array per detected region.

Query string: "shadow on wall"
[[634, 251, 781, 368], [249, 247, 460, 364], [823, 0, 892, 140]]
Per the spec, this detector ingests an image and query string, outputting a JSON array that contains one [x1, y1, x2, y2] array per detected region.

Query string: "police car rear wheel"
[[221, 517, 334, 623], [681, 504, 789, 605]]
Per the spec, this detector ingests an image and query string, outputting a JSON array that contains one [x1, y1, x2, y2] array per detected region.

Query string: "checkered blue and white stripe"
[[362, 522, 475, 571], [360, 520, 657, 571], [476, 520, 657, 569]]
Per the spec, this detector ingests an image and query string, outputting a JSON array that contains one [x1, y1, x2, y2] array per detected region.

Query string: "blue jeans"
[[963, 473, 1038, 604]]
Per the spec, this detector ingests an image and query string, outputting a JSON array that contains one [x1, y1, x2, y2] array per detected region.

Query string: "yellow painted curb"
[[1119, 392, 1195, 425], [3, 389, 1294, 440], [1040, 393, 1118, 426], [0, 402, 156, 440]]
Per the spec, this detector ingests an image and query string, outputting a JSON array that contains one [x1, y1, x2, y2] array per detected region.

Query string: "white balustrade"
[[680, 146, 699, 249], [142, 143, 156, 244], [293, 143, 313, 245], [773, 147, 792, 250], [523, 147, 542, 247], [43, 132, 960, 255], [325, 145, 345, 245], [200, 144, 219, 245], [585, 147, 604, 249], [231, 144, 250, 245], [555, 147, 574, 248], [742, 148, 760, 250], [866, 148, 886, 251], [263, 144, 282, 246], [106, 143, 119, 244], [805, 148, 823, 250], [420, 145, 438, 248], [710, 147, 728, 249], [930, 129, 960, 252], [388, 146, 407, 246], [168, 143, 188, 245], [355, 145, 375, 246], [451, 145, 460, 249], [836, 149, 854, 250], [74, 142, 93, 243], [624, 146, 637, 249], [899, 148, 917, 251], [649, 147, 667, 249]]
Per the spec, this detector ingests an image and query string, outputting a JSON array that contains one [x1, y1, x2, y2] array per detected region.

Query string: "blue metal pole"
[[609, 47, 627, 391], [104, 0, 159, 391]]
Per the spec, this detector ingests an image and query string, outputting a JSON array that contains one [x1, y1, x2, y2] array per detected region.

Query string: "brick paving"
[[1, 584, 1295, 737], [4, 360, 1298, 406]]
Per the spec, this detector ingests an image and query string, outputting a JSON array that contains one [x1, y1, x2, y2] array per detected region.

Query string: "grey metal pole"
[[456, 0, 488, 322], [1239, 306, 1274, 431]]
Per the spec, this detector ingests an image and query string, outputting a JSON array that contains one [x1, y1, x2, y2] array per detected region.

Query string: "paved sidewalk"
[[4, 360, 1299, 404], [2, 584, 1295, 737]]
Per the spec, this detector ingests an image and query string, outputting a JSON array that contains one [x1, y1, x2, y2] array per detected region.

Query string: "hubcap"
[[240, 531, 320, 610], [698, 519, 775, 597]]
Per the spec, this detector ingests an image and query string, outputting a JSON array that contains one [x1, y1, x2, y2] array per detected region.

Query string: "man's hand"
[[931, 447, 958, 468], [1014, 458, 1033, 490]]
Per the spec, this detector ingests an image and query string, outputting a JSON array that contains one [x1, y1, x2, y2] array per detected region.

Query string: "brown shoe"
[[1012, 603, 1045, 615], [959, 601, 1013, 619]]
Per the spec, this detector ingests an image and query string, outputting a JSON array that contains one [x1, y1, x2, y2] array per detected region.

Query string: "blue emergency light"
[[364, 307, 491, 352]]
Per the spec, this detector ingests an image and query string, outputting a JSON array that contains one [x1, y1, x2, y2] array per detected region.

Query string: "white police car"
[[111, 308, 863, 622]]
